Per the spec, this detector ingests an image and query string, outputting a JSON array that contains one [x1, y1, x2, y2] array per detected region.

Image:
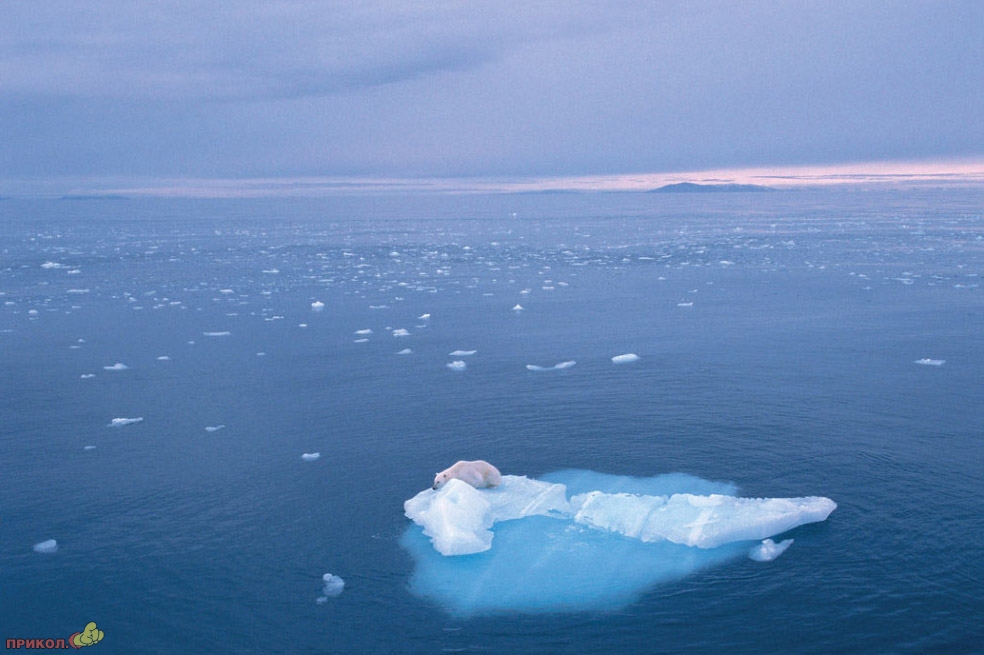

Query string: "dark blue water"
[[2, 190, 983, 653]]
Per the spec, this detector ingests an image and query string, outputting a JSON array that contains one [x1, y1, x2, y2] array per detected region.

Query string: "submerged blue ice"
[[402, 470, 835, 615]]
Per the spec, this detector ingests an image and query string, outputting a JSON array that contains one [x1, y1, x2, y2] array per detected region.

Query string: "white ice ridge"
[[526, 360, 576, 371], [570, 492, 835, 548], [612, 353, 640, 364], [405, 476, 835, 556], [109, 417, 143, 427], [404, 476, 571, 556]]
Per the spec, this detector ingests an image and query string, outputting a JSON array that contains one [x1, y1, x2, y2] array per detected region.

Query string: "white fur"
[[432, 460, 502, 490]]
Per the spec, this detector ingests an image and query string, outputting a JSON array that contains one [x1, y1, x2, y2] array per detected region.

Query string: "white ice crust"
[[405, 475, 835, 556]]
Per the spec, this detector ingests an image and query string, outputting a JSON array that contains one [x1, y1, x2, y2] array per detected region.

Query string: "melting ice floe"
[[317, 573, 344, 602], [526, 361, 576, 371], [402, 470, 836, 615], [447, 361, 467, 371], [612, 353, 640, 364], [449, 350, 477, 356], [33, 539, 58, 554], [914, 358, 945, 366], [301, 452, 321, 461], [109, 418, 143, 427], [103, 363, 128, 371]]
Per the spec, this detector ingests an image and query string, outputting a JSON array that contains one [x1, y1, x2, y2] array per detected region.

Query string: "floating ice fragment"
[[354, 329, 373, 335], [512, 304, 524, 311], [612, 353, 640, 364], [392, 328, 411, 337], [418, 313, 431, 320], [33, 539, 58, 554], [677, 302, 694, 308], [109, 417, 143, 427], [205, 425, 225, 432], [302, 452, 321, 461], [203, 331, 231, 337], [321, 573, 345, 596], [449, 350, 477, 356], [103, 363, 128, 371], [749, 538, 794, 562], [156, 356, 171, 361], [526, 361, 576, 371], [84, 445, 96, 450], [80, 374, 96, 379], [397, 348, 413, 355], [447, 361, 467, 371], [262, 268, 280, 274], [311, 301, 325, 311], [354, 338, 369, 343], [914, 358, 946, 366]]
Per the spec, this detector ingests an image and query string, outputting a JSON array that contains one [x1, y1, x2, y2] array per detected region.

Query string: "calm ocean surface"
[[2, 190, 983, 653]]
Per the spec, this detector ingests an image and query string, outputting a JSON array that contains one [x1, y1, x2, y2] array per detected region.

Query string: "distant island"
[[649, 182, 772, 193]]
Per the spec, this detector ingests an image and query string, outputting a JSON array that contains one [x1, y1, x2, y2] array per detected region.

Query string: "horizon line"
[[3, 157, 984, 199]]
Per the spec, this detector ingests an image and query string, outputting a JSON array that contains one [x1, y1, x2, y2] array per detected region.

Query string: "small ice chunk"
[[512, 304, 524, 312], [81, 373, 96, 379], [156, 356, 171, 361], [205, 425, 225, 432], [612, 353, 640, 364], [749, 538, 794, 562], [109, 417, 143, 427], [914, 358, 946, 366], [418, 313, 431, 320], [354, 329, 373, 335], [203, 331, 231, 337], [33, 539, 58, 553], [84, 445, 96, 450], [321, 573, 345, 596], [103, 363, 128, 371], [449, 350, 477, 356], [447, 360, 467, 371], [311, 300, 325, 311], [354, 338, 369, 343], [397, 348, 413, 355], [392, 328, 411, 337], [301, 452, 321, 461], [526, 361, 576, 371]]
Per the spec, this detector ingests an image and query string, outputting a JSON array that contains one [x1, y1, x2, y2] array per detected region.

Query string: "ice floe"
[[203, 331, 231, 337], [81, 374, 96, 379], [512, 304, 524, 312], [301, 452, 321, 461], [403, 470, 837, 615], [354, 329, 373, 335], [449, 350, 477, 356], [447, 361, 467, 371], [320, 573, 345, 597], [109, 417, 143, 427], [748, 538, 794, 562], [397, 348, 413, 355], [103, 363, 128, 371], [611, 353, 640, 364], [526, 361, 576, 371], [914, 358, 946, 366], [311, 300, 325, 311], [33, 539, 58, 554], [392, 328, 411, 337], [205, 425, 225, 432]]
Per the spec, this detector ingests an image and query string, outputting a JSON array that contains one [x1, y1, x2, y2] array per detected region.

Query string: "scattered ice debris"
[[418, 313, 431, 320], [447, 361, 467, 371], [392, 328, 411, 337], [262, 268, 280, 274], [203, 331, 231, 337], [298, 323, 308, 328], [914, 358, 946, 366], [526, 361, 576, 372], [33, 539, 58, 554], [749, 538, 794, 562], [103, 363, 128, 371], [354, 329, 373, 335], [677, 302, 694, 308], [354, 338, 369, 343], [311, 300, 325, 311], [109, 417, 143, 427], [397, 348, 413, 355], [320, 573, 345, 598], [449, 350, 477, 356], [301, 452, 321, 461], [205, 425, 225, 433], [84, 445, 96, 451], [512, 304, 524, 312], [80, 374, 96, 379], [156, 355, 171, 361], [41, 261, 67, 269], [612, 353, 640, 364]]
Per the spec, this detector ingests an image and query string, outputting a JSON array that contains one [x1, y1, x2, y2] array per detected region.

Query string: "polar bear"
[[432, 460, 502, 490]]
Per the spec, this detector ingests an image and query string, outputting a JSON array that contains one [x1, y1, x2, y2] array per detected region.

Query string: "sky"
[[1, 1, 982, 196]]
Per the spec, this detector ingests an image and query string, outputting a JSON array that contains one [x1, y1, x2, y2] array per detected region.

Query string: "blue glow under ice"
[[402, 470, 835, 615]]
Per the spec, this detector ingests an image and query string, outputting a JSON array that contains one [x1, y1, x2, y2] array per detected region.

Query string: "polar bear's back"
[[444, 460, 501, 489]]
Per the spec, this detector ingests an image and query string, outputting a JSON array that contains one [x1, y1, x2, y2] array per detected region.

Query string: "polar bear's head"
[[432, 471, 451, 490]]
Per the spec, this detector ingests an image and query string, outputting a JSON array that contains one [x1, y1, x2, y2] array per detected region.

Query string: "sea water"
[[2, 190, 983, 653]]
